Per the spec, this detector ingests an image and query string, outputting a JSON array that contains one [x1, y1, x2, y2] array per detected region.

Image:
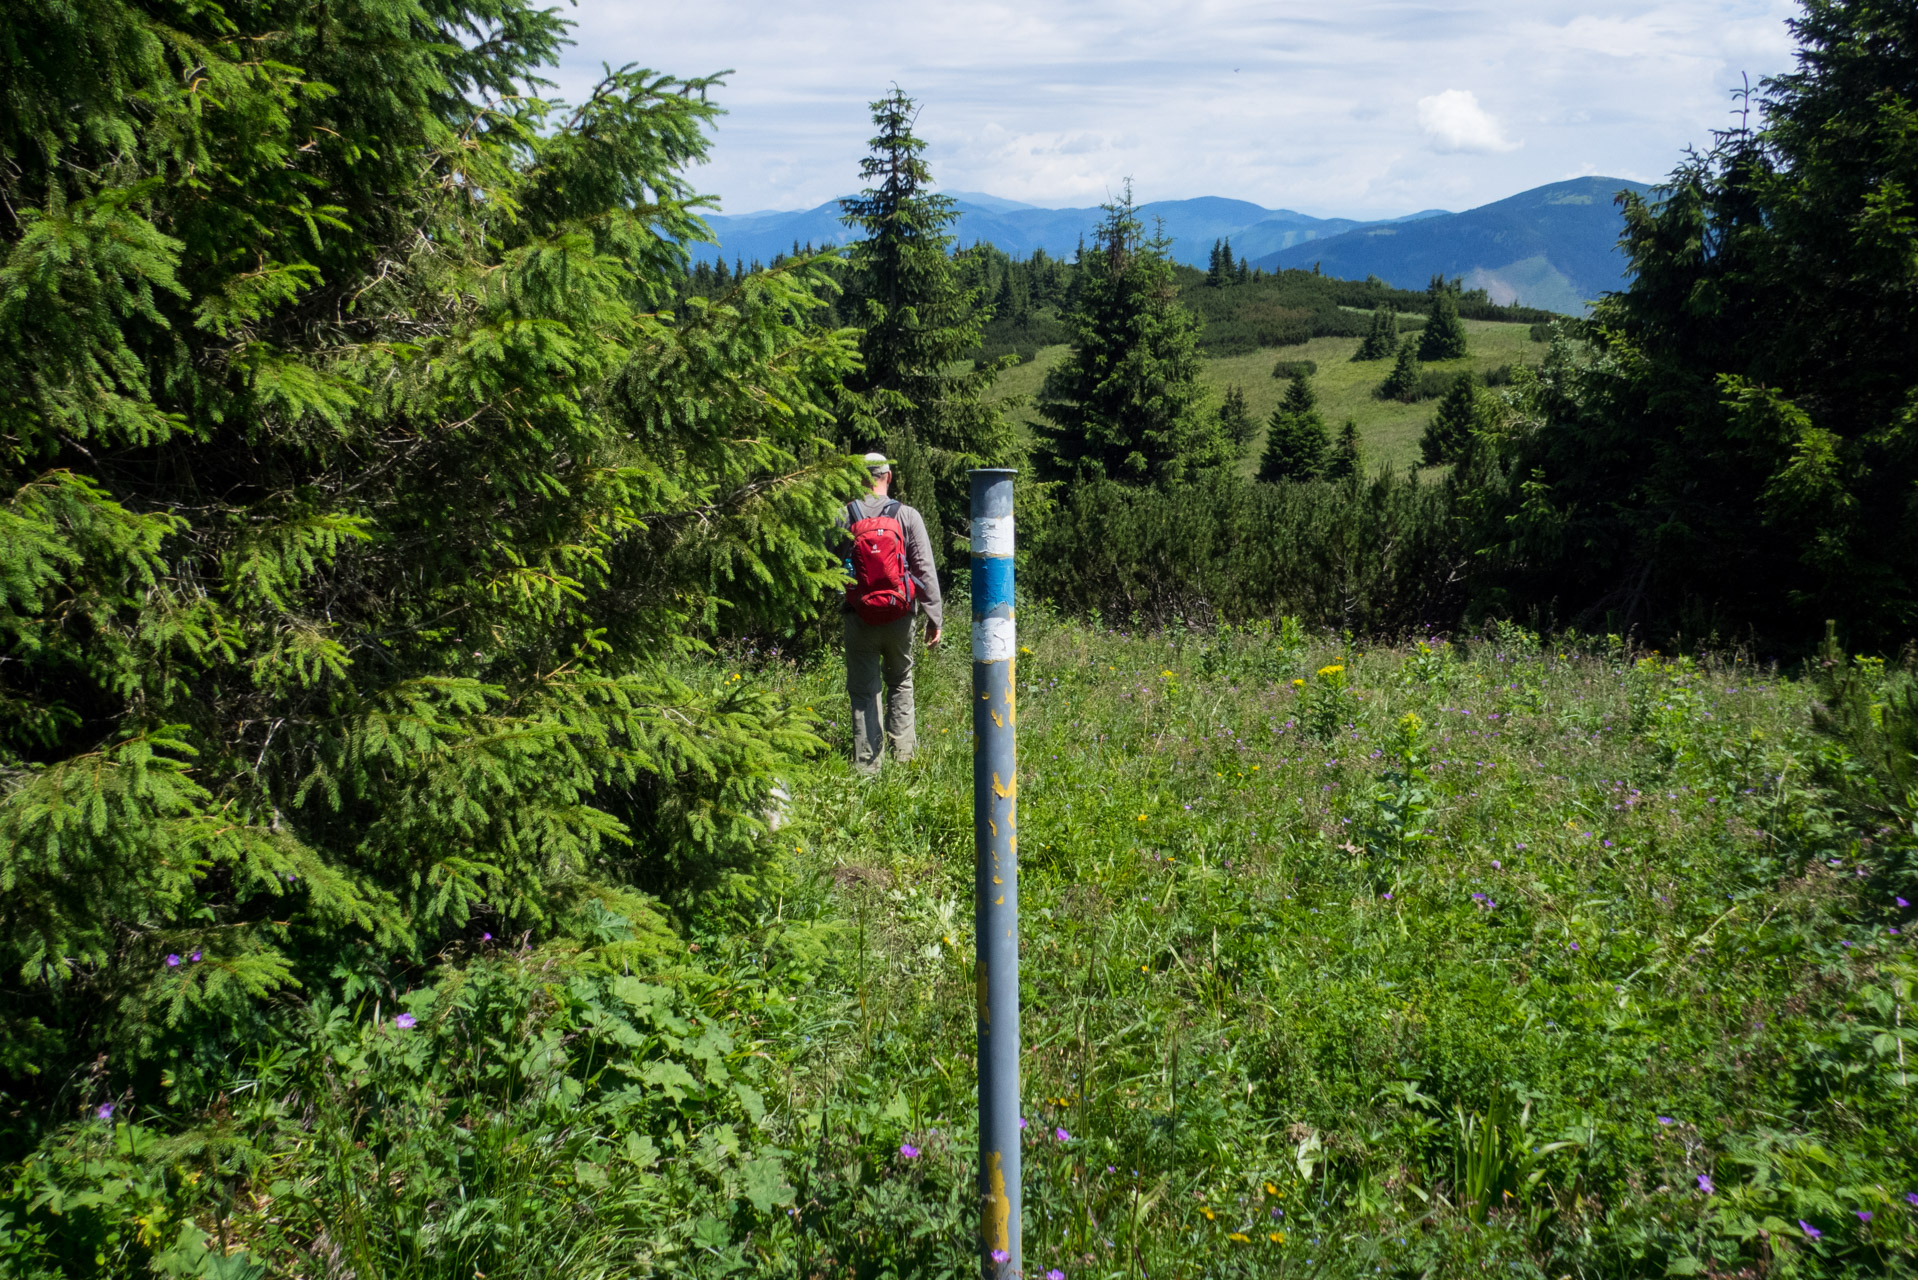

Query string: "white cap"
[[862, 452, 892, 475]]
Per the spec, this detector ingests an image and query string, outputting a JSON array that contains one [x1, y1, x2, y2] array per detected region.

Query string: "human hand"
[[926, 623, 942, 648]]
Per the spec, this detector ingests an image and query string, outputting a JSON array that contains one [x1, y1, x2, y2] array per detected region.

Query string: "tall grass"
[[6, 616, 1912, 1278]]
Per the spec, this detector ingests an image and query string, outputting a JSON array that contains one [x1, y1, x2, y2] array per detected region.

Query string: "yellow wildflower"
[[1137, 813, 1147, 821], [1268, 1231, 1286, 1244], [1264, 1182, 1278, 1196], [1160, 669, 1174, 678], [1201, 1207, 1215, 1221], [1291, 678, 1305, 688], [1228, 1232, 1251, 1243], [1317, 663, 1344, 677]]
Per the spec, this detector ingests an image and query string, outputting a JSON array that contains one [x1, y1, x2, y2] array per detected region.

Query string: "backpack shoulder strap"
[[882, 500, 902, 521], [846, 500, 865, 526]]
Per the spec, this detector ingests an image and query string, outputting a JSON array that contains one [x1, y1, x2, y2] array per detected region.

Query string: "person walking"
[[839, 452, 942, 772]]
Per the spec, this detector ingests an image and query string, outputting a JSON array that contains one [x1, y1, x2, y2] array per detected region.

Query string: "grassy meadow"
[[990, 318, 1546, 473], [717, 608, 1912, 1278], [32, 607, 1911, 1279]]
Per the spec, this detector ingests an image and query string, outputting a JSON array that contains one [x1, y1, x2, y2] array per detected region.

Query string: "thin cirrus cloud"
[[550, 0, 1801, 220]]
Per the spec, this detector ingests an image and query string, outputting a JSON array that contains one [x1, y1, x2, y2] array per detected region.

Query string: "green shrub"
[[1270, 359, 1319, 379], [1026, 470, 1466, 631]]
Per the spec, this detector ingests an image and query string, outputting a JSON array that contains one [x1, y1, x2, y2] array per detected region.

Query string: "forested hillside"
[[1, 1, 1915, 1278], [1256, 177, 1656, 314]]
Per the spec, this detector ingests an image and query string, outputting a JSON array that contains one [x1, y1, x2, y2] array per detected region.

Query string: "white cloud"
[[553, 0, 1802, 219], [1416, 90, 1520, 154]]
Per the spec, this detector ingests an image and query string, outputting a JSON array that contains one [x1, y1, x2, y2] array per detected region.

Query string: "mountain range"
[[695, 175, 1653, 314]]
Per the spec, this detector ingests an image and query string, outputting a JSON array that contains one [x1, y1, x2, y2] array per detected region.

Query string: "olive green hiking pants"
[[843, 613, 916, 772]]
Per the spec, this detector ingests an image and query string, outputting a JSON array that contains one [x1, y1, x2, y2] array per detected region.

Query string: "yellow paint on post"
[[984, 1150, 1012, 1254], [992, 772, 1017, 800]]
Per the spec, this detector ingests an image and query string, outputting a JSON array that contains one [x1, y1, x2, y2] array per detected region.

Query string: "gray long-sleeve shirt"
[[836, 494, 943, 629]]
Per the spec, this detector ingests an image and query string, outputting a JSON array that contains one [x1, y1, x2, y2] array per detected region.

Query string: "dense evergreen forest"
[[685, 242, 1554, 369], [1, 0, 1915, 1277]]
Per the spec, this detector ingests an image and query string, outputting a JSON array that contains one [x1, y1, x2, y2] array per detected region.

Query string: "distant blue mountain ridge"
[[694, 175, 1652, 315]]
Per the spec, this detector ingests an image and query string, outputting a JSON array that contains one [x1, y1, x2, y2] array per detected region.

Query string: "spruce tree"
[[1479, 0, 1918, 645], [1419, 275, 1470, 360], [1218, 383, 1257, 449], [1258, 371, 1330, 481], [1420, 372, 1484, 465], [1326, 419, 1366, 480], [1379, 336, 1423, 401], [839, 89, 1013, 544], [1206, 239, 1229, 287], [1035, 185, 1225, 486], [1354, 304, 1398, 360], [0, 0, 868, 1082]]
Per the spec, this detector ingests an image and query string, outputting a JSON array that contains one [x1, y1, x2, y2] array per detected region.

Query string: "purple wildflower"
[[991, 1249, 1010, 1265], [1856, 1210, 1872, 1223], [189, 950, 201, 962], [899, 1143, 920, 1159], [1382, 892, 1393, 900], [1047, 1272, 1065, 1280], [1800, 1220, 1821, 1239], [394, 1013, 417, 1029], [1569, 942, 1580, 951], [482, 932, 493, 941], [1018, 1117, 1028, 1130], [1899, 897, 1910, 909], [1697, 1174, 1714, 1194], [1055, 1127, 1070, 1142], [96, 1103, 114, 1121], [1657, 1116, 1674, 1125], [165, 954, 181, 968], [1491, 860, 1501, 869]]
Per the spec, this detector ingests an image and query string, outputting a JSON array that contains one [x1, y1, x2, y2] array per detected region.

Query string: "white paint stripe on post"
[[973, 614, 1016, 663], [971, 515, 1014, 558]]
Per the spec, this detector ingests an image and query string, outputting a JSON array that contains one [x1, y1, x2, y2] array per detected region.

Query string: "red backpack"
[[846, 500, 918, 624]]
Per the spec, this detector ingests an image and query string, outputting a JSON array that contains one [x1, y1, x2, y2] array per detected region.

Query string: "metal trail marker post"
[[970, 468, 1020, 1279]]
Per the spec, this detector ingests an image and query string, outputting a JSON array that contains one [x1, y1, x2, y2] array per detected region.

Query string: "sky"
[[549, 1, 1803, 220]]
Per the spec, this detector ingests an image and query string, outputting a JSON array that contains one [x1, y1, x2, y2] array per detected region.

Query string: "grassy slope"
[[990, 319, 1544, 473], [751, 613, 1915, 1277]]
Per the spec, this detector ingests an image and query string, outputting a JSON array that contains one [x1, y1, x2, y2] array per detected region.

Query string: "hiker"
[[838, 453, 942, 772]]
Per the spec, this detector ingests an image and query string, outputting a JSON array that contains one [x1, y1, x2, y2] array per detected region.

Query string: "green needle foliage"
[[0, 0, 866, 1085], [1258, 370, 1330, 482], [1325, 418, 1365, 480], [1036, 185, 1228, 487], [1419, 275, 1471, 361], [1422, 371, 1490, 466], [1353, 303, 1400, 360], [1216, 383, 1258, 451], [1475, 0, 1918, 646], [838, 89, 1014, 545], [1379, 334, 1425, 403]]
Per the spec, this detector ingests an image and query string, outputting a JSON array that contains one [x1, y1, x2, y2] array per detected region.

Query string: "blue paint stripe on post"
[[971, 555, 1014, 614], [970, 468, 1019, 1280]]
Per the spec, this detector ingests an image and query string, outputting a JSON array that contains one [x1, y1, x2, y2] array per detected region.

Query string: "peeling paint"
[[984, 1151, 1012, 1255]]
